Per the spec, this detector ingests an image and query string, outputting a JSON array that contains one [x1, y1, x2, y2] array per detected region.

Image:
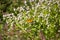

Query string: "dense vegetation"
[[0, 0, 60, 40]]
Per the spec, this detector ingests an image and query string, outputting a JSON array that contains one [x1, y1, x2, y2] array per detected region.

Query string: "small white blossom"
[[24, 1, 26, 4], [14, 8, 16, 11], [38, 13, 44, 17]]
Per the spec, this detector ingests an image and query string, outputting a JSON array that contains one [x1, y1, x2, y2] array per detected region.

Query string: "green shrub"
[[0, 0, 60, 40]]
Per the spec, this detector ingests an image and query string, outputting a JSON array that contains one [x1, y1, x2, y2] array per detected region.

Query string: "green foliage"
[[0, 0, 60, 40]]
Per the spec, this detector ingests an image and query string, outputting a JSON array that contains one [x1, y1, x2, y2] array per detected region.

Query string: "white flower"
[[24, 1, 26, 4], [38, 13, 44, 17], [19, 7, 24, 11], [14, 8, 16, 11]]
